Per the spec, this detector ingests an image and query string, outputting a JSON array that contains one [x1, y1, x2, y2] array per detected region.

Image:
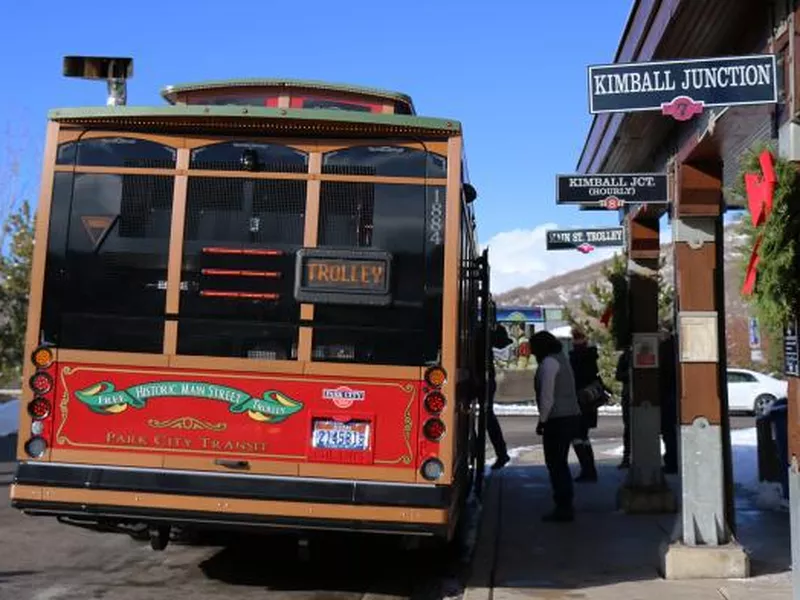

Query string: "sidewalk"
[[466, 447, 792, 599]]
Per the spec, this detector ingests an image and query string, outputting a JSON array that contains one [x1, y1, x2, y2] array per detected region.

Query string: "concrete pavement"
[[466, 446, 791, 600]]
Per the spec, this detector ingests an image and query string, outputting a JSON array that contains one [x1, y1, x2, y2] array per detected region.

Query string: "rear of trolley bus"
[[10, 67, 487, 545]]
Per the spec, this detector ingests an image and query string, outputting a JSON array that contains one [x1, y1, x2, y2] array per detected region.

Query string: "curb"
[[462, 472, 502, 600]]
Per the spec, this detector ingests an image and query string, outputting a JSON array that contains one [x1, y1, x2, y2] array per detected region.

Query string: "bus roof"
[[47, 104, 461, 137], [160, 78, 415, 110]]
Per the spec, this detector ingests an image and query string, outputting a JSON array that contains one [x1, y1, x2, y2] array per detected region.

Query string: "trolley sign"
[[556, 173, 667, 209], [588, 54, 777, 121], [546, 227, 625, 254]]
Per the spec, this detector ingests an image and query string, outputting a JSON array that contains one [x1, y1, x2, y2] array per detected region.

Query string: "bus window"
[[176, 169, 306, 360], [56, 137, 177, 169], [40, 171, 174, 353], [189, 142, 307, 172], [313, 183, 445, 366], [321, 145, 446, 178]]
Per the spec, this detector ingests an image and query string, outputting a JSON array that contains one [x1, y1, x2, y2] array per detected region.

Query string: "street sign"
[[784, 319, 799, 377], [546, 227, 625, 254], [588, 54, 778, 120], [748, 316, 761, 349], [556, 173, 667, 207]]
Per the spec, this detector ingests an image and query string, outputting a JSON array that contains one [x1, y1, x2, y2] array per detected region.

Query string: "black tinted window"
[[56, 137, 177, 168], [40, 173, 174, 353], [313, 183, 445, 365], [321, 146, 447, 177], [177, 176, 306, 359], [190, 142, 308, 172]]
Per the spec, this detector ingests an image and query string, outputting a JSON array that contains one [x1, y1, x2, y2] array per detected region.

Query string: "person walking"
[[486, 320, 512, 470], [615, 347, 632, 469], [531, 331, 582, 522], [569, 328, 601, 482]]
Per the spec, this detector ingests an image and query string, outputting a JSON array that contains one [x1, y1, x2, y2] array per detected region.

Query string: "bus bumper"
[[10, 462, 453, 538]]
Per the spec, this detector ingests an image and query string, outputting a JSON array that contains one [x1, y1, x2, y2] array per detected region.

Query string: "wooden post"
[[661, 159, 749, 579], [618, 215, 676, 513]]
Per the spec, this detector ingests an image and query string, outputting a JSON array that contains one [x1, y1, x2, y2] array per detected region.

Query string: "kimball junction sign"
[[546, 227, 625, 254], [588, 54, 777, 121], [556, 173, 668, 209]]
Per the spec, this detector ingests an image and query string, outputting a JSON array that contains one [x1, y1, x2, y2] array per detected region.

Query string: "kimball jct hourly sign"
[[556, 173, 668, 206], [546, 227, 625, 253], [588, 54, 777, 115]]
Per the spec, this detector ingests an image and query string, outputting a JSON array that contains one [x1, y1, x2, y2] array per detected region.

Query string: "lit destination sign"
[[295, 249, 392, 306]]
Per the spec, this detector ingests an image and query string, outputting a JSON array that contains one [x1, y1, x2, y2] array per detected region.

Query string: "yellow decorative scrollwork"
[[146, 417, 227, 432]]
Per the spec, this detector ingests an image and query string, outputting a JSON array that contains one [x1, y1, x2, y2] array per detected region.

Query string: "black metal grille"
[[184, 177, 306, 244], [318, 182, 374, 247], [119, 174, 175, 238], [189, 142, 308, 172]]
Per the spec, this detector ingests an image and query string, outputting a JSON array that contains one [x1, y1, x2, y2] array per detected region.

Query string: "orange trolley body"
[[10, 58, 490, 547]]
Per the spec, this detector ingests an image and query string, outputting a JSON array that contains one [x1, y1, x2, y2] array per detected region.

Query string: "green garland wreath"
[[733, 141, 800, 334]]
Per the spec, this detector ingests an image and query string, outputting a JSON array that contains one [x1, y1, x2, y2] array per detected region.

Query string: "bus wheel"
[[148, 525, 170, 551]]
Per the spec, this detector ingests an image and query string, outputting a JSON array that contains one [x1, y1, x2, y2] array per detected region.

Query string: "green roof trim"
[[47, 104, 460, 133], [160, 78, 414, 107]]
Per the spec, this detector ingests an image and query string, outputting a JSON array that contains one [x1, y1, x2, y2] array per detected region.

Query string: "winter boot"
[[574, 443, 598, 482]]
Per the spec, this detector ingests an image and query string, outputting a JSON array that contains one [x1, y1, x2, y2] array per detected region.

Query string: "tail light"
[[25, 345, 55, 459], [420, 458, 444, 481], [29, 372, 53, 395], [424, 391, 446, 414], [31, 346, 54, 369], [24, 436, 47, 458], [27, 397, 51, 420], [424, 365, 447, 388], [423, 417, 446, 441]]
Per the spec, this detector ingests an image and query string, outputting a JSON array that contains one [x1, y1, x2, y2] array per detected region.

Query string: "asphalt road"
[[0, 414, 757, 599], [498, 414, 755, 450]]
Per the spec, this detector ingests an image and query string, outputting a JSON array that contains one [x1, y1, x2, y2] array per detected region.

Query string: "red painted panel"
[[53, 362, 419, 468]]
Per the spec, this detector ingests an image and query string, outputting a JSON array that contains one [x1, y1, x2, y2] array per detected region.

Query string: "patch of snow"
[[494, 403, 622, 416], [0, 399, 19, 436]]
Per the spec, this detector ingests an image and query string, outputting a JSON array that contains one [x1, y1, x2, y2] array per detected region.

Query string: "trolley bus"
[[10, 56, 491, 549]]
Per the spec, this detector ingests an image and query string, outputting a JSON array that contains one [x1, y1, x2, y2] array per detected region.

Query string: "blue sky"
[[1, 0, 637, 291]]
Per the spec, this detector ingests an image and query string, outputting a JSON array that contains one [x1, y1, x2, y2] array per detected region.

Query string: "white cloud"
[[481, 223, 618, 294]]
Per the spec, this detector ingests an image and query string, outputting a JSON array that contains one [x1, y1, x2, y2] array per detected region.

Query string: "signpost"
[[588, 54, 778, 121], [546, 227, 625, 254], [556, 173, 668, 209], [785, 319, 799, 377]]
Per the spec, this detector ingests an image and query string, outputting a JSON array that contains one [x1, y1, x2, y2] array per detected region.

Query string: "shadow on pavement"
[[198, 530, 457, 594], [472, 461, 791, 592]]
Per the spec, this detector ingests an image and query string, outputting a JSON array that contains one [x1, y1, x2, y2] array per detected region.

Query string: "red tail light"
[[27, 397, 51, 420], [29, 372, 53, 395], [423, 418, 446, 441], [424, 391, 446, 414]]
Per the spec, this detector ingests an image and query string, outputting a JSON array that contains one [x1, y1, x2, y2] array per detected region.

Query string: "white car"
[[726, 368, 788, 416]]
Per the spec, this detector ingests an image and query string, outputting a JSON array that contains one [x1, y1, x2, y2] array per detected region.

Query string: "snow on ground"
[[0, 399, 19, 437], [495, 403, 623, 416]]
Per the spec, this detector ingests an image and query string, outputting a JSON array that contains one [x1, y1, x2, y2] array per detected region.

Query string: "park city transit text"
[[105, 431, 268, 453]]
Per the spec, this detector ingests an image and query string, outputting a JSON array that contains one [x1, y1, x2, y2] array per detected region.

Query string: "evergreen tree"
[[0, 201, 34, 385], [565, 250, 674, 402]]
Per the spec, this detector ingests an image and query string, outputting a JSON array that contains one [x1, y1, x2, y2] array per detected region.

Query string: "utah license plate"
[[311, 420, 370, 451]]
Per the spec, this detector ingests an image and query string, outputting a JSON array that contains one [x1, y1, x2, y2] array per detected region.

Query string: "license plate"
[[312, 420, 370, 451]]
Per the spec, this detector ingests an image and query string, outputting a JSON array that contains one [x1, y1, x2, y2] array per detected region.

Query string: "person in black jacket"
[[615, 347, 631, 469], [569, 328, 600, 482]]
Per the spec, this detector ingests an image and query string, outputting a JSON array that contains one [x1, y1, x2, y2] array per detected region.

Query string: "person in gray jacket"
[[532, 331, 583, 522]]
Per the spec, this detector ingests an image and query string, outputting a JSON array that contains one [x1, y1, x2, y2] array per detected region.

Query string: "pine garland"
[[733, 141, 800, 336]]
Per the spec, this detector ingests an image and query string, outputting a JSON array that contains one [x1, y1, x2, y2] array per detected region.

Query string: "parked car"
[[726, 368, 788, 416]]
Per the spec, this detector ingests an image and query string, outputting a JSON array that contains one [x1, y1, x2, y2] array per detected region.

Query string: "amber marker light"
[[424, 366, 447, 388], [31, 346, 54, 369]]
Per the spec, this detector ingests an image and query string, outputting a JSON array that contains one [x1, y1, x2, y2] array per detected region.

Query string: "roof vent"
[[63, 56, 134, 106]]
